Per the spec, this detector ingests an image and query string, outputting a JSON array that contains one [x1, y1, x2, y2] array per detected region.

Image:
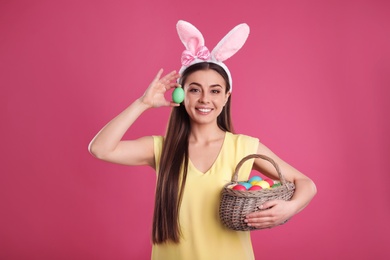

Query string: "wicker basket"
[[219, 154, 295, 231]]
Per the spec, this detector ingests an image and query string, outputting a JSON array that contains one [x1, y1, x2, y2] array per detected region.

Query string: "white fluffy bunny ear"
[[211, 23, 250, 62], [176, 20, 205, 53]]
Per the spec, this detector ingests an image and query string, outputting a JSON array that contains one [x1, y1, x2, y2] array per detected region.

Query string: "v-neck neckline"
[[188, 132, 228, 174]]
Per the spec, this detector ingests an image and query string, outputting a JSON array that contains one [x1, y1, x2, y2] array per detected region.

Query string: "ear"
[[176, 20, 205, 53], [224, 91, 231, 105], [211, 23, 250, 62]]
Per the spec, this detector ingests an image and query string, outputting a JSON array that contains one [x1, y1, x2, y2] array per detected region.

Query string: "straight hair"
[[152, 62, 234, 244]]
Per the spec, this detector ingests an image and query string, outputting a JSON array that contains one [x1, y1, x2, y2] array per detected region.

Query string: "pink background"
[[1, 0, 389, 259]]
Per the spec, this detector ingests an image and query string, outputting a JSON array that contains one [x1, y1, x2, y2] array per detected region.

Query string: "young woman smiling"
[[89, 20, 316, 260]]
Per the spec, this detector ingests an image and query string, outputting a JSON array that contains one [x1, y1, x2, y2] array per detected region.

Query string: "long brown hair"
[[152, 62, 234, 244]]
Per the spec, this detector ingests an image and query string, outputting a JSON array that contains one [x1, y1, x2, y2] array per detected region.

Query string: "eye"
[[211, 89, 221, 94], [189, 88, 200, 93]]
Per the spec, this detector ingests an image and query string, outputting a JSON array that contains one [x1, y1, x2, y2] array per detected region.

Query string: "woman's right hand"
[[140, 69, 181, 108]]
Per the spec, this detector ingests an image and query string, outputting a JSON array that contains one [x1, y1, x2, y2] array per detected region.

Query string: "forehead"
[[185, 69, 226, 88]]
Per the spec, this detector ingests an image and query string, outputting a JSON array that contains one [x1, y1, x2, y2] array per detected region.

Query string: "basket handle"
[[232, 154, 288, 185]]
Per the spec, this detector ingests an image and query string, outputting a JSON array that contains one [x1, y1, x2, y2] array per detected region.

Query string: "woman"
[[89, 21, 316, 260]]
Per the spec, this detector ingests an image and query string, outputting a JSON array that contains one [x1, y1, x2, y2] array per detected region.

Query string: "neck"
[[189, 124, 226, 143]]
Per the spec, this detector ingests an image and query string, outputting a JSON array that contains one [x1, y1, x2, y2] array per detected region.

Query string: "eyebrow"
[[188, 82, 223, 88]]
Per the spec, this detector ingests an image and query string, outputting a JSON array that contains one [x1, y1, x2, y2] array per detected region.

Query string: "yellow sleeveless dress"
[[152, 132, 259, 260]]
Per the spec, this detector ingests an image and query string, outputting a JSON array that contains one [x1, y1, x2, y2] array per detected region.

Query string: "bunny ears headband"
[[177, 20, 250, 92]]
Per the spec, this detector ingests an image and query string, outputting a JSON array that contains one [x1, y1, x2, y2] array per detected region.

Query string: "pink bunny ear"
[[176, 20, 250, 92], [211, 23, 250, 62], [176, 20, 205, 53]]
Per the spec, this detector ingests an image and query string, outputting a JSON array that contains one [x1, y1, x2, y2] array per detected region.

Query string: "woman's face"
[[183, 69, 230, 125]]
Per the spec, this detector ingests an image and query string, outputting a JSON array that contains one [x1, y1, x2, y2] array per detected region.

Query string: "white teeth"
[[198, 108, 211, 113]]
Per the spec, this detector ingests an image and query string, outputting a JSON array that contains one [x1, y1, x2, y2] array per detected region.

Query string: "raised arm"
[[88, 69, 180, 167]]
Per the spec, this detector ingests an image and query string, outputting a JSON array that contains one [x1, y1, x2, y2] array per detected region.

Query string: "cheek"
[[219, 96, 228, 106], [183, 96, 190, 107], [183, 91, 197, 105], [183, 97, 191, 113]]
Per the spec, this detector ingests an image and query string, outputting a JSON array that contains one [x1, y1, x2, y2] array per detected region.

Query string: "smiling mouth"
[[197, 108, 212, 113]]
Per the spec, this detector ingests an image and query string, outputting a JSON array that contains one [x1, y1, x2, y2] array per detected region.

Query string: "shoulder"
[[152, 135, 164, 153], [153, 135, 164, 144], [224, 132, 259, 156], [152, 136, 164, 171], [227, 132, 259, 144]]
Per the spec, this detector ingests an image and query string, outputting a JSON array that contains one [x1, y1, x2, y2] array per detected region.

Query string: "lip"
[[196, 107, 213, 114]]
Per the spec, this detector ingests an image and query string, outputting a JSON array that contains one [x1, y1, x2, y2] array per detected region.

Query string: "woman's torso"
[[151, 132, 259, 260]]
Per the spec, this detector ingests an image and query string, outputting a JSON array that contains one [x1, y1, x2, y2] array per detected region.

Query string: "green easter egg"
[[172, 87, 185, 103]]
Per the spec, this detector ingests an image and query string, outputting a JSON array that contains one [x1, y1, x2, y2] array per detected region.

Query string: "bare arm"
[[88, 69, 180, 167], [245, 142, 317, 228]]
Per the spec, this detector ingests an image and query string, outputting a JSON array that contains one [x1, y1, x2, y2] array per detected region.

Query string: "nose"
[[198, 91, 210, 103]]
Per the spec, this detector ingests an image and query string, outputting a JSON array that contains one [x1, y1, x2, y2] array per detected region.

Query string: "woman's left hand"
[[244, 200, 297, 229]]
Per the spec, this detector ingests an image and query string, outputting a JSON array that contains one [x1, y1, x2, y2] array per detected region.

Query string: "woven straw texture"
[[219, 154, 295, 231]]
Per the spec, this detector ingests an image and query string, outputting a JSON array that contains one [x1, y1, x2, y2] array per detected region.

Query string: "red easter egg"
[[249, 185, 262, 191], [232, 184, 247, 191]]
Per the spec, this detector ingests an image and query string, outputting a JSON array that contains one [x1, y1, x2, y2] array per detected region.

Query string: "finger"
[[155, 71, 178, 90], [245, 214, 278, 226], [247, 217, 286, 228], [246, 210, 271, 219], [154, 68, 164, 80], [245, 204, 278, 219], [149, 69, 164, 87], [166, 73, 181, 85], [163, 81, 181, 92], [160, 70, 178, 82], [169, 102, 181, 107], [247, 220, 274, 229], [245, 215, 271, 224], [245, 214, 273, 222], [260, 200, 278, 210]]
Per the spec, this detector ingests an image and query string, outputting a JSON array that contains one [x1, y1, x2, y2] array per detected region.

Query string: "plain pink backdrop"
[[1, 0, 389, 259]]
